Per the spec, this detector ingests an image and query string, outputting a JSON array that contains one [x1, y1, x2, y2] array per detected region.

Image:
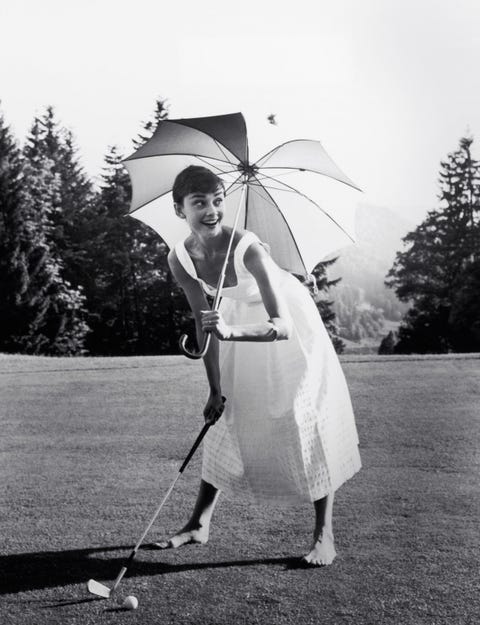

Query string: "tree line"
[[0, 99, 344, 356], [2, 98, 477, 356], [381, 136, 480, 354]]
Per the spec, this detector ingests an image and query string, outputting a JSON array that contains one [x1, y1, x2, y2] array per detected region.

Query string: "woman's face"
[[175, 185, 225, 237]]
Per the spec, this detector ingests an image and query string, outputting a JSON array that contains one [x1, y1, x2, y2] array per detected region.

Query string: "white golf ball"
[[123, 595, 139, 610]]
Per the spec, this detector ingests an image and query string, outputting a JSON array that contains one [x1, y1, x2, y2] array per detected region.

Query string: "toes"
[[301, 543, 337, 567], [151, 540, 172, 549], [151, 531, 207, 550], [301, 556, 326, 567], [169, 535, 191, 548], [300, 556, 323, 568]]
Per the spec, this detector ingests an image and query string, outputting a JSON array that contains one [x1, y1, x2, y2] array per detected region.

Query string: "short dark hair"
[[172, 165, 225, 204]]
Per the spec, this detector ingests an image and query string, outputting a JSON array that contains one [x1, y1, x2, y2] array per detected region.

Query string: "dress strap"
[[233, 230, 271, 273], [174, 240, 198, 280], [233, 231, 261, 264]]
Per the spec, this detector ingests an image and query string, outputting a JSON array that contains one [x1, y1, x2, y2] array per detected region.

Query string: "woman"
[[155, 165, 361, 566]]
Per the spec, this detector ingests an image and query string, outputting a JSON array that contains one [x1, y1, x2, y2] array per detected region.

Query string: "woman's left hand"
[[200, 310, 232, 340]]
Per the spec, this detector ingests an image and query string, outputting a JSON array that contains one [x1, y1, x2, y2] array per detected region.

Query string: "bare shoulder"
[[167, 247, 179, 271]]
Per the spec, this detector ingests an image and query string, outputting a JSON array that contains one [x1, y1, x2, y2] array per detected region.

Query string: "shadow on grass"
[[41, 597, 104, 608], [0, 545, 302, 595]]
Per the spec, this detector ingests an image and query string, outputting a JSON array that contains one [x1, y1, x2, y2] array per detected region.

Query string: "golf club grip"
[[179, 422, 210, 473], [179, 397, 226, 473]]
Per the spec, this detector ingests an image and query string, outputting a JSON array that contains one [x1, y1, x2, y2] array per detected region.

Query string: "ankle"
[[314, 525, 334, 541]]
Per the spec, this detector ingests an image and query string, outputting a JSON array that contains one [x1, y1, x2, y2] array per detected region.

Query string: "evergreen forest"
[[1, 100, 478, 356], [0, 100, 345, 356], [383, 137, 480, 353]]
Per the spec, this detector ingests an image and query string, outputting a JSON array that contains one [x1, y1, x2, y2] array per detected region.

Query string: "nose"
[[205, 200, 218, 214]]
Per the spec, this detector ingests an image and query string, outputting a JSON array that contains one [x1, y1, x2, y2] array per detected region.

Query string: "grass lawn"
[[1, 353, 479, 625]]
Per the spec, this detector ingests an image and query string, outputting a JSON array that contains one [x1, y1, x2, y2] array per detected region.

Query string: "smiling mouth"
[[202, 220, 219, 227]]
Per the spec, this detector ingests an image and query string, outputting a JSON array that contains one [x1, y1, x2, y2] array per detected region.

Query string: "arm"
[[200, 242, 292, 342], [168, 250, 223, 419]]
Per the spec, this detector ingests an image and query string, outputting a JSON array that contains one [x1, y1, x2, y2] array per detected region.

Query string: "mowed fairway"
[[1, 353, 479, 625]]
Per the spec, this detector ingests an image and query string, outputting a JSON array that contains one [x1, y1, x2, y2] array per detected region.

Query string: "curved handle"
[[178, 180, 247, 362], [179, 332, 212, 360]]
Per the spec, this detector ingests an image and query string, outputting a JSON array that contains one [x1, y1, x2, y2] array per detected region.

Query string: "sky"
[[1, 0, 479, 224]]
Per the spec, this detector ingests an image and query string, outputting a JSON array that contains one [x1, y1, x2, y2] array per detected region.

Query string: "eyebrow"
[[189, 190, 224, 198]]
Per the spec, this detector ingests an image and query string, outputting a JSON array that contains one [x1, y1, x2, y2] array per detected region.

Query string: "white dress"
[[175, 231, 361, 505]]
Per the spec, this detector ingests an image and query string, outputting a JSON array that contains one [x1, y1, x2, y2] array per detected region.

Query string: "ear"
[[174, 202, 186, 219]]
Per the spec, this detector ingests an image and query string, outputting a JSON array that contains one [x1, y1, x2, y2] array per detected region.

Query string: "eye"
[[213, 198, 223, 207]]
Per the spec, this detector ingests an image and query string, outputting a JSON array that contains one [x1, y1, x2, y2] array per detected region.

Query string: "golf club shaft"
[[108, 414, 222, 592], [111, 473, 183, 591]]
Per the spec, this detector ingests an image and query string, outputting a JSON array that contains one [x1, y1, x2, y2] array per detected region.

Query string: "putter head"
[[87, 578, 111, 598]]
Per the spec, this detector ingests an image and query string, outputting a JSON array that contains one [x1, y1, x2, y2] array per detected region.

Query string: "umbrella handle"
[[178, 179, 247, 361], [179, 332, 211, 360]]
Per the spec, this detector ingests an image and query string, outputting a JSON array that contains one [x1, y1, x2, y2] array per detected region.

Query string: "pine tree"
[[129, 98, 193, 353], [84, 142, 192, 355], [296, 256, 345, 353], [75, 97, 194, 355], [0, 110, 30, 350], [132, 98, 169, 149], [27, 107, 95, 288], [378, 331, 395, 355], [0, 110, 88, 354], [449, 257, 480, 351], [386, 136, 480, 353], [82, 145, 145, 354], [19, 143, 89, 354]]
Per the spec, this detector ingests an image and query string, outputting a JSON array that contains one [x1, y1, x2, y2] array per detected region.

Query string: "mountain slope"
[[326, 203, 415, 349]]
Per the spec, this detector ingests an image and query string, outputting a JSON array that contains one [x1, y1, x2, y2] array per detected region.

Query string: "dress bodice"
[[174, 231, 263, 302]]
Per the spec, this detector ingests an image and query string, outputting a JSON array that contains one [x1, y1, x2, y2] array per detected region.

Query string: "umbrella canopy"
[[124, 112, 361, 276]]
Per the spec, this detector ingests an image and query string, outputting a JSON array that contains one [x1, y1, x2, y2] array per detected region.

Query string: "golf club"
[[87, 398, 226, 599]]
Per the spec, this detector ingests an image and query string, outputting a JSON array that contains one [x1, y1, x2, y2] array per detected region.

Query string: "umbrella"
[[124, 112, 361, 357]]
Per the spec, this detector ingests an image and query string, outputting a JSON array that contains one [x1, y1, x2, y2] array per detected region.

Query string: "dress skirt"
[[201, 270, 361, 505]]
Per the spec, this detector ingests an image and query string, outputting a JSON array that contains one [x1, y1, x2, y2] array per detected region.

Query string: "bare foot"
[[152, 523, 209, 549], [302, 529, 337, 566]]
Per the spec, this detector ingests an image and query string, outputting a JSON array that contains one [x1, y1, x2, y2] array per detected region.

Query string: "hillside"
[[326, 203, 415, 351]]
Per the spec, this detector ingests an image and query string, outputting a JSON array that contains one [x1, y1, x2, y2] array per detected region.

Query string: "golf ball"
[[123, 595, 139, 610]]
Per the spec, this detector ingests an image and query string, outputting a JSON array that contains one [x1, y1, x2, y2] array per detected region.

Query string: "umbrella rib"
[[125, 152, 237, 167], [241, 177, 300, 194], [172, 116, 247, 163], [258, 166, 362, 191], [218, 168, 245, 177], [128, 189, 174, 215], [249, 174, 307, 275], [128, 159, 242, 215], [254, 170, 304, 181], [255, 171, 356, 244], [249, 181, 300, 194], [213, 139, 238, 167], [125, 118, 243, 164], [224, 173, 244, 195], [253, 144, 282, 168], [195, 156, 234, 175], [252, 139, 361, 192]]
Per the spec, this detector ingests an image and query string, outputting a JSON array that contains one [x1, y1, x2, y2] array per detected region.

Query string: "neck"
[[192, 227, 230, 256]]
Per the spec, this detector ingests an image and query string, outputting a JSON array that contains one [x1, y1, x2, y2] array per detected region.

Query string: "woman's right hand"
[[204, 393, 226, 425]]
